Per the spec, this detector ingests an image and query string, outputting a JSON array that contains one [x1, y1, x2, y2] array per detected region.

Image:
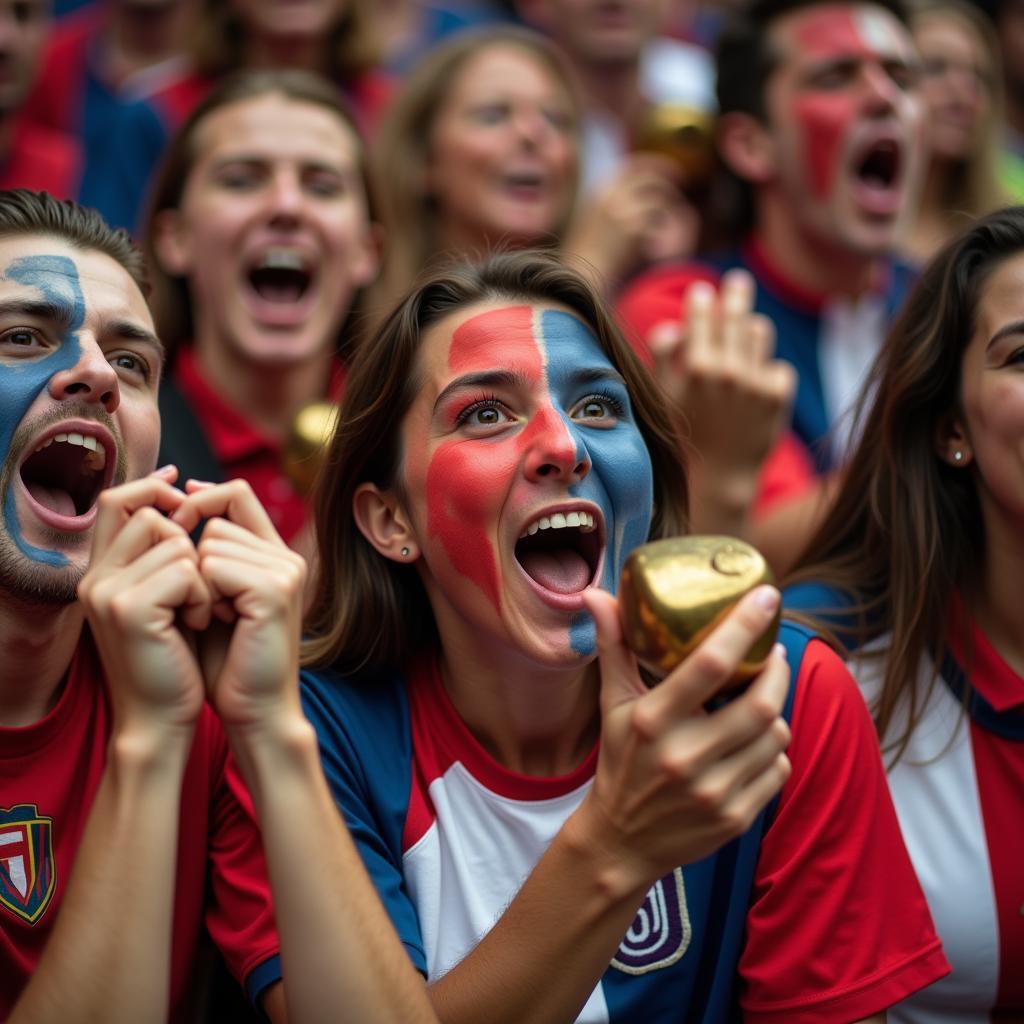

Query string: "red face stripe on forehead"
[[792, 8, 874, 58], [447, 304, 544, 380]]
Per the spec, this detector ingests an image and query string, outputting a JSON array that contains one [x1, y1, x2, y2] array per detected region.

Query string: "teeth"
[[519, 511, 597, 538], [258, 248, 305, 272], [31, 431, 108, 471]]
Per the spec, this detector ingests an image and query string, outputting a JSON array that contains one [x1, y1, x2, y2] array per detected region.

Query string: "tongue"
[[254, 280, 303, 303], [520, 549, 591, 594], [26, 481, 76, 517]]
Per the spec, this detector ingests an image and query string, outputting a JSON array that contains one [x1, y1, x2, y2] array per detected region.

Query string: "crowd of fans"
[[0, 0, 1022, 1021]]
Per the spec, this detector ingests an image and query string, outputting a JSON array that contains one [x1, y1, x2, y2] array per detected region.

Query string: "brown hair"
[[0, 189, 147, 293], [911, 0, 1007, 227], [368, 27, 580, 318], [142, 69, 376, 361], [192, 0, 380, 82], [303, 249, 688, 672], [787, 206, 1024, 762]]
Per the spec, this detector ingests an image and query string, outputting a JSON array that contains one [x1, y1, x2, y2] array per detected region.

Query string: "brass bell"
[[283, 401, 339, 497], [636, 103, 716, 189], [619, 536, 779, 682]]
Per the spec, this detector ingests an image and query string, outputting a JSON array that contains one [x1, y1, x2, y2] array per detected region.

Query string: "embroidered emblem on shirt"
[[0, 804, 56, 925], [611, 868, 690, 974]]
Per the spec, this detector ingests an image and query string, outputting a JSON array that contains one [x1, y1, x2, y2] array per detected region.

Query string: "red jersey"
[[0, 115, 81, 198], [0, 631, 281, 1020]]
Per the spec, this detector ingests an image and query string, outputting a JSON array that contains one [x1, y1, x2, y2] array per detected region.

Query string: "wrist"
[[560, 797, 655, 909], [109, 719, 195, 779], [225, 711, 321, 803]]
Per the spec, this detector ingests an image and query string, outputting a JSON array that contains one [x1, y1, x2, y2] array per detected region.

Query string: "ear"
[[353, 482, 420, 562], [935, 413, 973, 468], [150, 209, 194, 277], [717, 111, 777, 185]]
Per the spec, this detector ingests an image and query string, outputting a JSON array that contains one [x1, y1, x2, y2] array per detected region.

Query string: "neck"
[[902, 163, 953, 265], [0, 599, 83, 727], [972, 504, 1024, 677], [193, 333, 335, 441], [755, 195, 879, 299], [434, 626, 600, 777], [103, 4, 193, 81], [572, 56, 644, 124], [245, 32, 327, 75]]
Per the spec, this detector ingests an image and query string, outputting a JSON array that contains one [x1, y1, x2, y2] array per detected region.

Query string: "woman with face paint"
[[902, 0, 1007, 265], [788, 206, 1024, 1020], [300, 251, 948, 1023]]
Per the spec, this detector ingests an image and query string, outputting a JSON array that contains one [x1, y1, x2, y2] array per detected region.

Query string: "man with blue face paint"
[[0, 189, 441, 1024]]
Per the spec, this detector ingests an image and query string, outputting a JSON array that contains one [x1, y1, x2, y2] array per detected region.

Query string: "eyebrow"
[[987, 319, 1024, 349], [433, 370, 535, 414], [569, 367, 628, 389], [0, 298, 165, 357]]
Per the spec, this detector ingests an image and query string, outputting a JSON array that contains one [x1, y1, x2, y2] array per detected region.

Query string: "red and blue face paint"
[[0, 256, 86, 567], [417, 304, 653, 657]]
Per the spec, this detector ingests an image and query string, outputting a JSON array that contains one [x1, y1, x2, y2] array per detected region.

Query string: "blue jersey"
[[301, 622, 947, 1023]]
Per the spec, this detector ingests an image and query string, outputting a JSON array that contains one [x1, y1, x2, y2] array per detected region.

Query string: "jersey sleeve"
[[300, 670, 428, 974], [202, 727, 282, 1005], [737, 639, 950, 1022]]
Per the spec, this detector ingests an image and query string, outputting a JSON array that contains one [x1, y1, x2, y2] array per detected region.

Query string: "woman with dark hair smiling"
[[788, 206, 1024, 1020], [299, 250, 947, 1024]]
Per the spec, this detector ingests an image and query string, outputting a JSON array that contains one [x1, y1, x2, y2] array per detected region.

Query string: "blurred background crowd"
[[2, 0, 1018, 573]]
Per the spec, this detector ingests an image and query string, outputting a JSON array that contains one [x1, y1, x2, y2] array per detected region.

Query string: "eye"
[[217, 165, 265, 191], [110, 351, 152, 380], [0, 326, 45, 351], [455, 397, 514, 429], [543, 107, 574, 132], [305, 172, 346, 198], [470, 103, 510, 126], [571, 392, 626, 424]]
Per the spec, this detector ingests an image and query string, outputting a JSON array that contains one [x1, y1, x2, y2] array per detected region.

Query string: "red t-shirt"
[[616, 265, 819, 516], [0, 115, 81, 198], [0, 631, 280, 1020], [172, 345, 343, 544]]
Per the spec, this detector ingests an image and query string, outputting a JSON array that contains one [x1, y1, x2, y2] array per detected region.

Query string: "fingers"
[[91, 474, 186, 557], [645, 585, 782, 720], [170, 479, 280, 542], [582, 587, 648, 714]]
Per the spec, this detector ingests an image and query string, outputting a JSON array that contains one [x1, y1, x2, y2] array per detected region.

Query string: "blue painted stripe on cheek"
[[0, 255, 88, 567]]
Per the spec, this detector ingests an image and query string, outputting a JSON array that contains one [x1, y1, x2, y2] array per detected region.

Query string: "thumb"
[[581, 587, 647, 715]]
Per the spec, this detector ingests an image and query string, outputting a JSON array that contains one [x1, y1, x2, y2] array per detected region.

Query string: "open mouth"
[[514, 509, 602, 598], [502, 171, 548, 198], [19, 430, 112, 523], [246, 248, 314, 305], [856, 139, 901, 190]]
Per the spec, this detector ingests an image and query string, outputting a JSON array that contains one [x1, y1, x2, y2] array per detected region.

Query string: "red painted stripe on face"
[[795, 93, 854, 200], [424, 306, 554, 614]]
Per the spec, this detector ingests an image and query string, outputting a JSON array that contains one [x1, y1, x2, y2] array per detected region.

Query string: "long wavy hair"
[[367, 27, 580, 319], [303, 250, 688, 673], [787, 206, 1024, 762], [142, 69, 377, 364], [192, 0, 380, 83]]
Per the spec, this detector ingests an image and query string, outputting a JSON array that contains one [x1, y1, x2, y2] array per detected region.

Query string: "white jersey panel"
[[402, 759, 612, 1023], [854, 648, 998, 1023]]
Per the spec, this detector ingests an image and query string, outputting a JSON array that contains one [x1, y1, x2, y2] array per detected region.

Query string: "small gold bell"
[[283, 401, 339, 497], [619, 536, 779, 682]]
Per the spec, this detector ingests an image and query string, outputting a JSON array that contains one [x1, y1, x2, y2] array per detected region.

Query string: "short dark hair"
[[0, 189, 147, 293], [716, 0, 911, 120]]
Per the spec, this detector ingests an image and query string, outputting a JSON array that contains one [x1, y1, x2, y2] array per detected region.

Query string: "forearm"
[[686, 457, 760, 538], [10, 725, 193, 1024], [427, 809, 650, 1024], [229, 714, 436, 1024]]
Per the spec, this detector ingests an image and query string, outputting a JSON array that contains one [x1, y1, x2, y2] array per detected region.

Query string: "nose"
[[523, 407, 591, 483], [48, 337, 120, 414], [862, 62, 901, 113], [513, 107, 548, 148], [266, 169, 304, 223]]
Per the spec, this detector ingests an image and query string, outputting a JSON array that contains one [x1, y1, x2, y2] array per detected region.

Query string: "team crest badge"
[[611, 868, 690, 975], [0, 805, 56, 925]]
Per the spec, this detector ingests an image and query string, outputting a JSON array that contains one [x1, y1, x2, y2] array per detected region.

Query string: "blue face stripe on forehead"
[[537, 309, 655, 656], [1, 255, 87, 566]]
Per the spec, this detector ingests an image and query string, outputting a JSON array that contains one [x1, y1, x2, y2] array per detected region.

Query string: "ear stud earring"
[[401, 546, 410, 557], [954, 451, 964, 463]]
